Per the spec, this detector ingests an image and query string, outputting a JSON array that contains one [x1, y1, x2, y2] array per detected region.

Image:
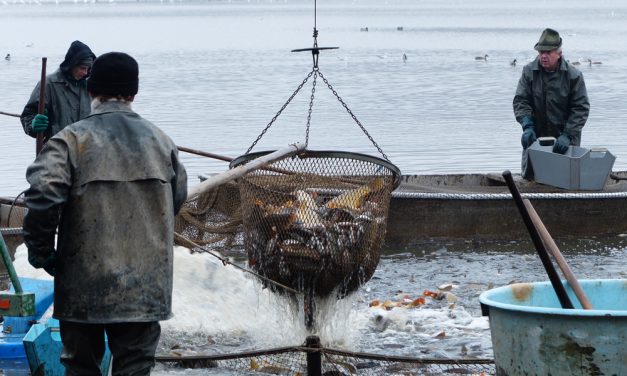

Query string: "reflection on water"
[[2, 0, 627, 194]]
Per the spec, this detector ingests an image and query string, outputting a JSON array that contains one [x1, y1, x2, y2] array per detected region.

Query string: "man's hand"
[[553, 133, 571, 154], [41, 253, 57, 276], [31, 113, 49, 133], [521, 126, 537, 149]]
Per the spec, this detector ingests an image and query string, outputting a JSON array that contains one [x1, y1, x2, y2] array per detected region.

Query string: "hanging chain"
[[246, 0, 390, 161], [304, 69, 318, 148], [317, 70, 390, 162], [246, 69, 315, 154]]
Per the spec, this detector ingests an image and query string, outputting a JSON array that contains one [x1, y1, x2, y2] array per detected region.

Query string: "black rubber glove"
[[520, 116, 536, 149], [42, 253, 57, 276], [553, 133, 571, 154]]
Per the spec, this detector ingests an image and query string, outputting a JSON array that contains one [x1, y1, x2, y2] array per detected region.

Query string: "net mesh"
[[174, 181, 244, 252], [231, 150, 399, 298], [175, 151, 400, 299], [156, 342, 495, 375]]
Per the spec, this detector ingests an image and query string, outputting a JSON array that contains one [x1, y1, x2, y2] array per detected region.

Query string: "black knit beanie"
[[87, 52, 139, 97]]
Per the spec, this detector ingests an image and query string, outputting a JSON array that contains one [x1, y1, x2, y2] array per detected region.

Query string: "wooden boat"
[[6, 170, 627, 252], [192, 170, 627, 247], [385, 171, 627, 247]]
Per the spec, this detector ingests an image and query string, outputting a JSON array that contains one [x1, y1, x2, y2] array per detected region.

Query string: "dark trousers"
[[59, 321, 161, 376]]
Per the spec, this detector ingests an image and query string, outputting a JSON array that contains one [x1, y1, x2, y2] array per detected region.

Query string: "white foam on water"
[[163, 246, 360, 350]]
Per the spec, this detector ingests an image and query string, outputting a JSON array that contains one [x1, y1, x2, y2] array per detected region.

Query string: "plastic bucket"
[[479, 279, 627, 376], [528, 138, 615, 190]]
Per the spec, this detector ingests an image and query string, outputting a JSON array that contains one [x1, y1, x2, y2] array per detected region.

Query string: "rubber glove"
[[42, 253, 57, 277], [520, 116, 536, 149], [31, 113, 49, 133], [553, 133, 571, 154]]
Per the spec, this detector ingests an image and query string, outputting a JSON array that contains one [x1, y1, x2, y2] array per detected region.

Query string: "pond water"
[[2, 0, 627, 373]]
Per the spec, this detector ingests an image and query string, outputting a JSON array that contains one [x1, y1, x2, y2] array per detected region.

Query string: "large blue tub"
[[479, 279, 627, 376]]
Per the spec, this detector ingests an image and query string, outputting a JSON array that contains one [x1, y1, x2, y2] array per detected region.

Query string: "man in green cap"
[[513, 28, 590, 180]]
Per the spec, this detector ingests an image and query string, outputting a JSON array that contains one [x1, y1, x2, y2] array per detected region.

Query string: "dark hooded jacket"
[[513, 56, 590, 145], [20, 41, 96, 141]]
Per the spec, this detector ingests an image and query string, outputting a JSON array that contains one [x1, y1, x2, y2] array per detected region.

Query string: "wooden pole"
[[177, 146, 232, 162], [502, 170, 574, 309], [523, 199, 593, 309], [36, 57, 47, 155], [186, 142, 305, 201], [0, 111, 20, 118]]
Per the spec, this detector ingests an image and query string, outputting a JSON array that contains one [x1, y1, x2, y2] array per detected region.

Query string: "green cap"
[[534, 28, 562, 51]]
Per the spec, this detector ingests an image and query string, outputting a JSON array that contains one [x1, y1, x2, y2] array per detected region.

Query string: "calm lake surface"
[[2, 0, 627, 373]]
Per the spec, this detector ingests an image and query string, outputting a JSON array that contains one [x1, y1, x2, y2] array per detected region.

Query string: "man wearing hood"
[[20, 40, 96, 142]]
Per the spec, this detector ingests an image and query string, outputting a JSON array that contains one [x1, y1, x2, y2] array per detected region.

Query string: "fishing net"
[[230, 150, 400, 299], [1, 202, 27, 289], [174, 181, 244, 252], [156, 337, 496, 375]]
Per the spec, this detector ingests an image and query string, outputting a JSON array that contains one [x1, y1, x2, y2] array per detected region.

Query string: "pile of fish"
[[246, 177, 388, 296]]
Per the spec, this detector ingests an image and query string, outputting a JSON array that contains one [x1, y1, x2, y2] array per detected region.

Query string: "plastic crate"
[[528, 137, 615, 190]]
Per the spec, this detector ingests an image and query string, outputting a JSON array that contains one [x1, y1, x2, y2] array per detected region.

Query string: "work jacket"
[[23, 101, 187, 323], [513, 57, 590, 145]]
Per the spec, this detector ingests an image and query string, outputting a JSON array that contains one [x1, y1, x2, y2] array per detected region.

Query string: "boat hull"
[[384, 173, 627, 247]]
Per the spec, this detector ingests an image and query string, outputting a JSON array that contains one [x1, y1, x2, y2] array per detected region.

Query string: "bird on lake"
[[510, 58, 517, 66], [4, 54, 10, 61], [475, 54, 488, 61], [360, 27, 369, 32], [403, 53, 407, 62], [588, 58, 602, 65]]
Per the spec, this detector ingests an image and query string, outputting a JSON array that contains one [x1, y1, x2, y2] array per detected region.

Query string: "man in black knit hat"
[[20, 40, 96, 143], [23, 52, 188, 376]]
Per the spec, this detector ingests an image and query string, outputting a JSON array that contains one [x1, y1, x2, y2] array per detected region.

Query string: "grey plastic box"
[[528, 137, 615, 190]]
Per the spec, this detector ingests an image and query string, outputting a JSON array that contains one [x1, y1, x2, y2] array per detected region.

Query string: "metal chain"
[[304, 69, 319, 148], [317, 70, 390, 162], [246, 69, 315, 154]]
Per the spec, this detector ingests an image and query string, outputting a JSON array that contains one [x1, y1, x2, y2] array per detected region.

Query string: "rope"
[[174, 232, 302, 296]]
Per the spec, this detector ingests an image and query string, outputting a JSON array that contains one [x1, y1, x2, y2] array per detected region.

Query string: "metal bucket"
[[479, 279, 627, 376]]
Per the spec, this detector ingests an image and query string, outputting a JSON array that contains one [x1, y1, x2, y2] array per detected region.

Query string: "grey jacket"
[[513, 57, 590, 145], [23, 101, 187, 323], [20, 69, 92, 141]]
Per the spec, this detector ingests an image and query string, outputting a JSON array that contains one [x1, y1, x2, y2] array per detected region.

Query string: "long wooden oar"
[[177, 146, 232, 162], [523, 199, 593, 309], [36, 57, 47, 155], [502, 170, 574, 309], [186, 142, 305, 201]]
